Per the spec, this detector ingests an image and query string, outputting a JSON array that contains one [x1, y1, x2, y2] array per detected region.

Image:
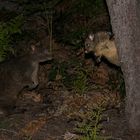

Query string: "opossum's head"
[[84, 31, 112, 54], [84, 33, 96, 54]]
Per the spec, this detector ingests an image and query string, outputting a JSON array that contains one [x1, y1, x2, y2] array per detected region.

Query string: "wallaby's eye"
[[86, 43, 90, 47]]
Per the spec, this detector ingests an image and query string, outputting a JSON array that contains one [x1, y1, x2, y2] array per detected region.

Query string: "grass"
[[42, 2, 55, 54], [0, 15, 24, 61], [75, 106, 109, 140], [48, 59, 89, 93], [73, 69, 88, 95]]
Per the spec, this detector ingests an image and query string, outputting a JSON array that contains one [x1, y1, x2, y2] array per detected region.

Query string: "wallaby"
[[0, 43, 52, 115], [84, 31, 119, 66]]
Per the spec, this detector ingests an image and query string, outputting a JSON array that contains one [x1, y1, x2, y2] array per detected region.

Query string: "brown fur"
[[94, 39, 120, 66]]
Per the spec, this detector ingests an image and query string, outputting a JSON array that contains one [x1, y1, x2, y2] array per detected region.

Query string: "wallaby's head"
[[30, 43, 52, 62], [84, 31, 113, 54]]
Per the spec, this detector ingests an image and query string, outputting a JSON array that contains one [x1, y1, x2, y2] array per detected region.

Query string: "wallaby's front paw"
[[28, 82, 38, 90]]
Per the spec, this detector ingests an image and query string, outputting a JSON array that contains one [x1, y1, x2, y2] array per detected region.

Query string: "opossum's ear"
[[88, 33, 94, 41], [107, 32, 114, 40], [107, 32, 112, 36]]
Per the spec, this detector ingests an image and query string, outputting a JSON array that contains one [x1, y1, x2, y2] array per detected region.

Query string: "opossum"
[[84, 31, 119, 66], [84, 31, 112, 54]]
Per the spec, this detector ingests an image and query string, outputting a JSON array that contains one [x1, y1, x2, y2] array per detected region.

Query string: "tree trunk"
[[106, 0, 140, 130]]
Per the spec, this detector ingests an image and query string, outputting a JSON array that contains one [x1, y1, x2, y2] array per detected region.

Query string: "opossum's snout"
[[84, 46, 94, 54], [84, 49, 89, 54]]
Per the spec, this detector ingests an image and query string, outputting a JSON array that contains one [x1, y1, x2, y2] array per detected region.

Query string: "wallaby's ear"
[[36, 41, 41, 47], [30, 41, 41, 53], [88, 33, 94, 41], [31, 45, 36, 53]]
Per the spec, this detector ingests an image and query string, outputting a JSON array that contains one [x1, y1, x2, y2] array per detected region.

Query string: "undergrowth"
[[75, 106, 109, 140], [73, 69, 88, 95], [54, 0, 108, 49], [108, 70, 126, 98], [0, 15, 24, 61]]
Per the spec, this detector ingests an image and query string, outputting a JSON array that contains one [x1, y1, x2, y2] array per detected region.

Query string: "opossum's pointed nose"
[[84, 50, 88, 54]]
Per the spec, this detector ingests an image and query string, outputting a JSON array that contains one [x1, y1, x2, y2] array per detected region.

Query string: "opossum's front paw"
[[95, 56, 101, 64]]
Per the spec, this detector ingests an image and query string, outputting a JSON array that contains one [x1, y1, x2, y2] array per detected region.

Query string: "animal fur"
[[94, 39, 120, 66], [84, 31, 112, 54], [0, 44, 52, 115], [85, 31, 119, 66]]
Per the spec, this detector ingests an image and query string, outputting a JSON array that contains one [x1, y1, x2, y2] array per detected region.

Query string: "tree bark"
[[106, 0, 140, 130]]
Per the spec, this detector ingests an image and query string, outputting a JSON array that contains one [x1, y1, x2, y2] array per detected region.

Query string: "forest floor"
[[0, 1, 140, 140], [0, 37, 135, 140]]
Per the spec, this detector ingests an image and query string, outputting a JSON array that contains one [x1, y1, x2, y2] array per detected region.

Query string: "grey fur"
[[0, 45, 52, 114]]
